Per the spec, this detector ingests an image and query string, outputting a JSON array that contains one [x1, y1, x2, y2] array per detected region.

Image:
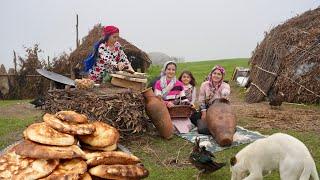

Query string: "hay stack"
[[69, 24, 151, 73], [246, 8, 320, 104]]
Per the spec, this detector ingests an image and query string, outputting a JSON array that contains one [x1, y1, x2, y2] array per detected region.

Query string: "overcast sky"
[[0, 0, 318, 69]]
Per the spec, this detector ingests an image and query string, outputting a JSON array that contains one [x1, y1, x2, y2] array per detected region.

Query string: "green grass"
[[0, 117, 37, 149], [0, 99, 31, 107], [0, 100, 41, 149]]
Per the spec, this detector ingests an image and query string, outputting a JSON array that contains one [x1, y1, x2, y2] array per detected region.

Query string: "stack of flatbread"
[[0, 110, 149, 179]]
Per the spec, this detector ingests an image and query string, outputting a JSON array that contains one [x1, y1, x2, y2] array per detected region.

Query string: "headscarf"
[[103, 25, 119, 36], [159, 61, 177, 97], [207, 65, 226, 101]]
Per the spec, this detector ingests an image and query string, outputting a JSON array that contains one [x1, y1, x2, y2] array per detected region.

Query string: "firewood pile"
[[246, 7, 320, 104], [0, 111, 149, 179], [45, 83, 149, 136]]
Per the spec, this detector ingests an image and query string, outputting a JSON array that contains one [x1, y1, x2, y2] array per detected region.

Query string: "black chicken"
[[269, 91, 285, 110], [189, 138, 225, 179], [29, 96, 45, 109]]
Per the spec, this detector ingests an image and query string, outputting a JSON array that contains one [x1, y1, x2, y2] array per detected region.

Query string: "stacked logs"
[[45, 84, 149, 137]]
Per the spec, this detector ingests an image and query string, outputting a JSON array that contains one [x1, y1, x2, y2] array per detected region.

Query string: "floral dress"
[[89, 42, 130, 82], [183, 84, 196, 104]]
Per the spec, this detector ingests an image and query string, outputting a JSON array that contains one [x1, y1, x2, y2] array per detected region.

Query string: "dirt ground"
[[0, 103, 44, 120], [230, 86, 320, 134]]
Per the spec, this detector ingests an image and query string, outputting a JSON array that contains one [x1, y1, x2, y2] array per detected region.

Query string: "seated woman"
[[192, 65, 230, 134], [154, 61, 193, 133], [84, 25, 135, 83]]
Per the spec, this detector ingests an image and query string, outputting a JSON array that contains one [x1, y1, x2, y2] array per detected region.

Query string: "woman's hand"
[[127, 65, 135, 73], [117, 62, 125, 71], [201, 111, 207, 121], [166, 101, 175, 108]]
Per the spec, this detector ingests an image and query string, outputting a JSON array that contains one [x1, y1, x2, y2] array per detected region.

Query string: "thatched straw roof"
[[68, 24, 151, 73], [246, 8, 320, 104]]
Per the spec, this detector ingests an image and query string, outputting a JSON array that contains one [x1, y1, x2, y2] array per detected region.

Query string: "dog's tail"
[[300, 159, 319, 180]]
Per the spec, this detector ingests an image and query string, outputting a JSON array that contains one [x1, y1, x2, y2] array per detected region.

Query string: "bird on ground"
[[189, 138, 225, 179], [29, 96, 45, 109], [269, 91, 285, 110]]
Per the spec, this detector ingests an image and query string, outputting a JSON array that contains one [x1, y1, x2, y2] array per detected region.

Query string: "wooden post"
[[13, 50, 17, 74], [47, 56, 50, 69], [70, 14, 79, 81], [76, 14, 79, 48]]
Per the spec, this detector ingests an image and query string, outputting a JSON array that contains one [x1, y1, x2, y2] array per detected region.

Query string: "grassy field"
[[0, 58, 319, 179]]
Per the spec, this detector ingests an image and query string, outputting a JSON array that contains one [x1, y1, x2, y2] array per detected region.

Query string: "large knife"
[[36, 69, 75, 86]]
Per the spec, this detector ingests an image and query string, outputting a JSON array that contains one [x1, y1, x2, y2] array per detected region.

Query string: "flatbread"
[[44, 113, 95, 135], [78, 121, 119, 147], [0, 150, 59, 179], [24, 122, 75, 146], [55, 110, 88, 124], [85, 151, 140, 166], [80, 172, 92, 180], [15, 140, 85, 159], [89, 164, 149, 180], [40, 158, 87, 180], [80, 143, 117, 152]]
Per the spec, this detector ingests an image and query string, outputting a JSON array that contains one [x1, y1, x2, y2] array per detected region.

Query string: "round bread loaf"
[[44, 113, 95, 135], [78, 121, 119, 148], [55, 110, 88, 124], [24, 122, 75, 146]]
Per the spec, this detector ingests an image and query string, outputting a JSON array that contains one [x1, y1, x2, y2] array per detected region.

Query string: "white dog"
[[230, 133, 319, 180]]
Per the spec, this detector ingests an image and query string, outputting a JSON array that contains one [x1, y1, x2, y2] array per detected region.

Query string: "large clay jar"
[[206, 98, 237, 146], [142, 88, 174, 139]]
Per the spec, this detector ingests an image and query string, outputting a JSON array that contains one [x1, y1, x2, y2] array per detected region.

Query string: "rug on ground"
[[177, 126, 265, 153]]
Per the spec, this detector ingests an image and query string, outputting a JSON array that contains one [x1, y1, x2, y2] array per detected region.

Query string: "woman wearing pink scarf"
[[194, 65, 231, 134]]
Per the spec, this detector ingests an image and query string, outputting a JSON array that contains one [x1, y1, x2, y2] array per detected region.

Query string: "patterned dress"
[[89, 42, 130, 82], [183, 84, 196, 104]]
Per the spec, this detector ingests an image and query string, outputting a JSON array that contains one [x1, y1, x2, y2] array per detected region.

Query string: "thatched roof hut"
[[246, 8, 320, 104], [69, 24, 151, 73]]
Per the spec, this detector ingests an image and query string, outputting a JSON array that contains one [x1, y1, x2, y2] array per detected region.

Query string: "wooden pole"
[[76, 14, 79, 48], [13, 50, 17, 74]]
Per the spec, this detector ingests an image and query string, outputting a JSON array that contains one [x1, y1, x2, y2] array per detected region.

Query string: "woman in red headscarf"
[[86, 25, 135, 82]]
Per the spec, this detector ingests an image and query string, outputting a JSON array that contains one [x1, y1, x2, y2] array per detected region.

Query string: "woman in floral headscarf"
[[84, 25, 135, 82], [154, 61, 193, 133], [191, 65, 230, 134]]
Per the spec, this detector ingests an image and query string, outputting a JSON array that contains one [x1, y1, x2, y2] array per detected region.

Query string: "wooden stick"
[[255, 65, 277, 76]]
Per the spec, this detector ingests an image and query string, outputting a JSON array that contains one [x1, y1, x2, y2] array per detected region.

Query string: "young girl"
[[154, 61, 193, 133], [178, 70, 196, 106]]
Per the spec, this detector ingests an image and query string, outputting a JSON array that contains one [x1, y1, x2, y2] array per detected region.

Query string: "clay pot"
[[142, 88, 174, 139], [206, 98, 237, 146]]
